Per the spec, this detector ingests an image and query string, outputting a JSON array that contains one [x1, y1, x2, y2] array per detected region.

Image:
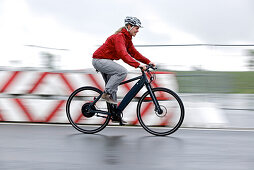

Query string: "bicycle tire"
[[66, 86, 110, 134], [137, 87, 184, 136]]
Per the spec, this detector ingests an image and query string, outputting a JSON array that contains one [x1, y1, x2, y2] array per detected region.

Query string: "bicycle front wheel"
[[137, 87, 184, 136], [66, 86, 111, 134]]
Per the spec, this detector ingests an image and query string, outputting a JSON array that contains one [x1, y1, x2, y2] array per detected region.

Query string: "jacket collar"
[[121, 28, 132, 40]]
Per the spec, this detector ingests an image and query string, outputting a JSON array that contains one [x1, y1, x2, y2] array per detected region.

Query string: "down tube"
[[117, 78, 146, 112]]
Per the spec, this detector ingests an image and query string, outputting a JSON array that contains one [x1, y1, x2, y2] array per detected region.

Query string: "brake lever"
[[147, 64, 157, 70]]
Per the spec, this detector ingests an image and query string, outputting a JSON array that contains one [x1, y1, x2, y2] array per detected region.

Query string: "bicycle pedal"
[[111, 116, 127, 125]]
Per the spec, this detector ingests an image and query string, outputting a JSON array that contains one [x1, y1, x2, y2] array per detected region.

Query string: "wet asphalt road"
[[0, 123, 254, 170]]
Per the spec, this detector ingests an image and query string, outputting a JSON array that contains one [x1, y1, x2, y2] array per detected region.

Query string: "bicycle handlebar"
[[147, 64, 157, 70], [139, 64, 157, 71]]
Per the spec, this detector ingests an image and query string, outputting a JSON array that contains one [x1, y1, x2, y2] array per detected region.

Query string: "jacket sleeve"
[[128, 42, 151, 65], [114, 34, 141, 68]]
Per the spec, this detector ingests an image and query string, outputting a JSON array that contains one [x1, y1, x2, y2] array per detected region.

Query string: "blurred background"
[[1, 1, 254, 169], [0, 0, 254, 128]]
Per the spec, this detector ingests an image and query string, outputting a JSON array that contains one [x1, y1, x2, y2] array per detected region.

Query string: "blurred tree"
[[247, 50, 254, 71], [40, 52, 56, 69]]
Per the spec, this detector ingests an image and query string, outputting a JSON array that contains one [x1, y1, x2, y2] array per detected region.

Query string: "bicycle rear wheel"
[[66, 86, 110, 134], [137, 87, 184, 136]]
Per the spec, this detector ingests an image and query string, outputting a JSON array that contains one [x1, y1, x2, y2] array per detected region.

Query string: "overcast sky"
[[0, 0, 254, 70]]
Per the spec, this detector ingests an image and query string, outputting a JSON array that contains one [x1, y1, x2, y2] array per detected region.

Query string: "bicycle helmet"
[[124, 16, 143, 28]]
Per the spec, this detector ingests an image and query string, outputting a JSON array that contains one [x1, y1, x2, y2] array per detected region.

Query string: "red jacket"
[[93, 28, 150, 68]]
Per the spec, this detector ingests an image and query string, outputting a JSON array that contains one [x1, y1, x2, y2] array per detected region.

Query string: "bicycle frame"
[[91, 69, 162, 116], [117, 70, 162, 114]]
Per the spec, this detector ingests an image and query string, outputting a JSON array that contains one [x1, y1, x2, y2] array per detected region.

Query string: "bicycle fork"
[[145, 83, 163, 115]]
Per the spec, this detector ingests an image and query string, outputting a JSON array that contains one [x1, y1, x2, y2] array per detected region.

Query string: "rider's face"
[[128, 26, 140, 37]]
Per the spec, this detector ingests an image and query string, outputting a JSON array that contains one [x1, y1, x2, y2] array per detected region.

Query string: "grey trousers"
[[92, 58, 128, 101]]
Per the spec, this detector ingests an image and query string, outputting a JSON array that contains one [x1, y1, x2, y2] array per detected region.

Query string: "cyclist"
[[92, 16, 155, 123]]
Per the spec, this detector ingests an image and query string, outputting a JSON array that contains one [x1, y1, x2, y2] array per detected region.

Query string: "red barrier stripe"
[[75, 112, 85, 123], [45, 100, 65, 122], [132, 102, 153, 125], [14, 99, 33, 122], [87, 74, 104, 91], [29, 72, 75, 94], [28, 72, 48, 93], [0, 113, 5, 121], [0, 71, 20, 93], [59, 73, 75, 93], [153, 71, 174, 74]]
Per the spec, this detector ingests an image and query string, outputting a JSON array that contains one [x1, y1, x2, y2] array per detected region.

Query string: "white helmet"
[[124, 16, 143, 28]]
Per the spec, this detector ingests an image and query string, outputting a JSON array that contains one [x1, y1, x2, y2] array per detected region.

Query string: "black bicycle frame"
[[91, 70, 162, 116], [116, 71, 162, 114]]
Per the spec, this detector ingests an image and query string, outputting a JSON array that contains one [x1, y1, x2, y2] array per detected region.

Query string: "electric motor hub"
[[81, 103, 96, 118]]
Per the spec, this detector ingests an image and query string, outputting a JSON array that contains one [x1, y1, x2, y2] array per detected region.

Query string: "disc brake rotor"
[[155, 105, 167, 117]]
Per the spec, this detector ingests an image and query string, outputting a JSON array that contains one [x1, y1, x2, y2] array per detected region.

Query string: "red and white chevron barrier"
[[0, 69, 177, 124]]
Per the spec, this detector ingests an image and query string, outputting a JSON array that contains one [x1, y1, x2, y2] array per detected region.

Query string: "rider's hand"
[[149, 62, 156, 67], [139, 64, 147, 71]]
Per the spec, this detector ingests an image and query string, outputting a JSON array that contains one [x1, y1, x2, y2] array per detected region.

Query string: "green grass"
[[173, 71, 254, 93], [228, 72, 254, 93]]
